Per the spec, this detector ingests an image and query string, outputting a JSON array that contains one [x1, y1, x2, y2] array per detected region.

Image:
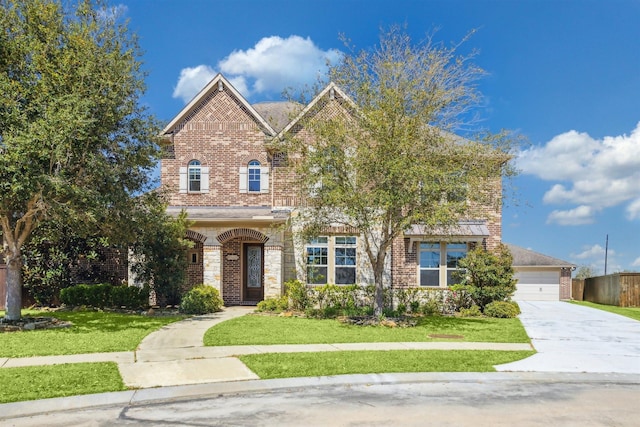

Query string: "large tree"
[[284, 27, 518, 315], [0, 0, 160, 319]]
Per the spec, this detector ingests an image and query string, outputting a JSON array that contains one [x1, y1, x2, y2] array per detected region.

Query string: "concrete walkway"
[[1, 305, 532, 388]]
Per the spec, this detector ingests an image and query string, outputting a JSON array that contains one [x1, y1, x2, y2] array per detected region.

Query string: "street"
[[5, 373, 640, 426]]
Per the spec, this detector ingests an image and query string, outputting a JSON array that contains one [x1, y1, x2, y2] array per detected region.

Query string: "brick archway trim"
[[185, 230, 207, 243], [217, 228, 269, 244]]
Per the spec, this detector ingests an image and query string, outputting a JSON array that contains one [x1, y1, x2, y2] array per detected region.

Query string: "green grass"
[[0, 310, 185, 357], [240, 350, 536, 379], [570, 301, 640, 321], [204, 314, 530, 346], [0, 362, 126, 403]]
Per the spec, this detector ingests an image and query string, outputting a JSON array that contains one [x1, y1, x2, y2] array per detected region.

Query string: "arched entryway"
[[217, 228, 269, 305]]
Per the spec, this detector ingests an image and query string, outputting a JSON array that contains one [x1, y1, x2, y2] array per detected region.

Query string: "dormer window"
[[179, 160, 209, 194], [188, 160, 201, 192]]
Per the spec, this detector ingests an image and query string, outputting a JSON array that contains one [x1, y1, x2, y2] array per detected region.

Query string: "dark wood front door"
[[243, 244, 264, 302]]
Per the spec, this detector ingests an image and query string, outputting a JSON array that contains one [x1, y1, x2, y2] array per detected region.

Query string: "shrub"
[[285, 279, 311, 311], [179, 285, 223, 314], [110, 285, 149, 309], [484, 301, 520, 318], [420, 299, 441, 316], [256, 296, 289, 312], [458, 305, 482, 317], [456, 244, 517, 310], [60, 283, 150, 309]]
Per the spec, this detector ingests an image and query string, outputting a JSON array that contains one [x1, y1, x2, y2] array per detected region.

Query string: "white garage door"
[[513, 270, 560, 301]]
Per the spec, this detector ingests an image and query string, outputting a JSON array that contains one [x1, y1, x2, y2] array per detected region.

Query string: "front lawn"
[[570, 301, 640, 322], [0, 310, 185, 357], [240, 350, 536, 379], [0, 362, 126, 403], [204, 314, 530, 346]]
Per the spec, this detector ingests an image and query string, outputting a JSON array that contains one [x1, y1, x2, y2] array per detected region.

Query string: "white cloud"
[[632, 257, 640, 267], [172, 65, 216, 103], [518, 123, 640, 224], [571, 244, 610, 260], [546, 205, 595, 226], [172, 35, 342, 103], [626, 198, 640, 220]]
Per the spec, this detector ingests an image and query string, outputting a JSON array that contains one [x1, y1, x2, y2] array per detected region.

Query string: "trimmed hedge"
[[60, 283, 149, 309]]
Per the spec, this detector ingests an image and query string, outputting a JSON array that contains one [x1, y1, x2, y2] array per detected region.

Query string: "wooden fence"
[[573, 273, 640, 307]]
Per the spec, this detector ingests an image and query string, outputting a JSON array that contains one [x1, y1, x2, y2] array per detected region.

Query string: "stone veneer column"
[[203, 245, 222, 293], [264, 245, 283, 299]]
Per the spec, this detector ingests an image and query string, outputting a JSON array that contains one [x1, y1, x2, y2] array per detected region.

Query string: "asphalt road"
[[5, 373, 640, 427]]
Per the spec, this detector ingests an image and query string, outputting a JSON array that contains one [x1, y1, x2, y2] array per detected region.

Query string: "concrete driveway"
[[496, 301, 640, 373]]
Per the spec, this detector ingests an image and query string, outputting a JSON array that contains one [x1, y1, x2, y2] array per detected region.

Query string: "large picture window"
[[419, 242, 468, 287], [306, 236, 357, 285]]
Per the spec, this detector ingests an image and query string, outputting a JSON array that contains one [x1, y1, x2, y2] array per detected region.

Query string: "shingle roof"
[[505, 243, 575, 267], [166, 206, 290, 221], [252, 101, 302, 133], [404, 221, 490, 238]]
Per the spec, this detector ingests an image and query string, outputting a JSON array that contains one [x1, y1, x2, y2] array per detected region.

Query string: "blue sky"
[[113, 0, 640, 274]]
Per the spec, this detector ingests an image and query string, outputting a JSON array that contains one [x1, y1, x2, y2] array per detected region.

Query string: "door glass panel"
[[247, 246, 262, 288]]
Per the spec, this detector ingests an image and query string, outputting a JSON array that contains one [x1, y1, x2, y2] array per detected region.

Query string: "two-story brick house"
[[160, 73, 502, 306]]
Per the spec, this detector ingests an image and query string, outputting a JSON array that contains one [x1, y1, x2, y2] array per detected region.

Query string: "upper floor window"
[[179, 160, 209, 194], [239, 159, 269, 194], [248, 160, 261, 192], [188, 160, 201, 192]]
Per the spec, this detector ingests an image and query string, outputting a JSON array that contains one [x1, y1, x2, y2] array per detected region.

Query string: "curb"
[[2, 372, 640, 420]]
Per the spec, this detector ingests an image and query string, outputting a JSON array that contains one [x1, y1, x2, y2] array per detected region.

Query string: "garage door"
[[513, 270, 560, 301]]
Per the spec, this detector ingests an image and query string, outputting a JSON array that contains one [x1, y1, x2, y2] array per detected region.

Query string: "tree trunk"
[[4, 250, 23, 320], [373, 265, 385, 316]]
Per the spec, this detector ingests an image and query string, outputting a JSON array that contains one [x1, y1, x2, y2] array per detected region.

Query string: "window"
[[248, 160, 261, 192], [179, 160, 209, 194], [419, 242, 468, 287], [305, 236, 357, 285], [446, 243, 467, 285], [419, 243, 440, 286], [334, 236, 356, 284], [239, 160, 269, 193], [306, 237, 328, 284], [188, 160, 201, 192]]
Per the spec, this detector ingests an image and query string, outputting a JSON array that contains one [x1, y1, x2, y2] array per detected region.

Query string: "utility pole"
[[604, 234, 608, 276]]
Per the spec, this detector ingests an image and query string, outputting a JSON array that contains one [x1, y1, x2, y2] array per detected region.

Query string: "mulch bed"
[[0, 317, 72, 332]]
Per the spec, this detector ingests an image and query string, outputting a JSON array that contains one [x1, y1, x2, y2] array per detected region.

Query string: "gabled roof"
[[161, 74, 276, 139], [275, 81, 356, 139], [506, 243, 575, 268]]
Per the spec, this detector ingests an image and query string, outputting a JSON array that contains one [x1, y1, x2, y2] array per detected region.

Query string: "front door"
[[243, 244, 264, 302]]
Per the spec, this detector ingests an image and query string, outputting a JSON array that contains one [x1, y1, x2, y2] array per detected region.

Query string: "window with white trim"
[[306, 237, 328, 284], [446, 243, 467, 285], [179, 160, 209, 194], [334, 236, 357, 284], [248, 160, 261, 192], [188, 160, 201, 192], [239, 160, 269, 194], [306, 236, 357, 285], [419, 242, 468, 287], [419, 243, 440, 286]]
